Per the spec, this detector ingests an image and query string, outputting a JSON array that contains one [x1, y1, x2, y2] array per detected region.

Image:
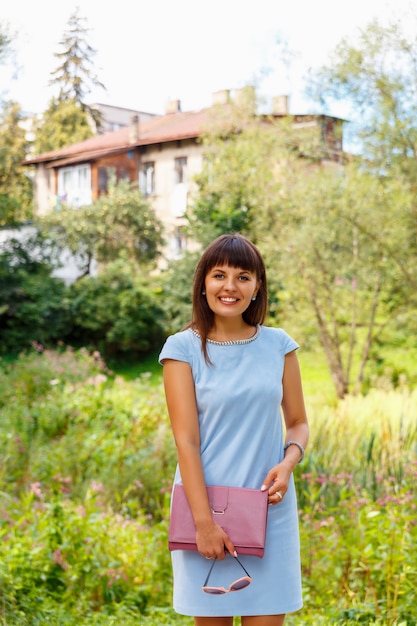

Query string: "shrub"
[[0, 348, 176, 621], [0, 489, 172, 619], [1, 349, 417, 624], [67, 260, 166, 357], [0, 349, 175, 519], [0, 237, 71, 354]]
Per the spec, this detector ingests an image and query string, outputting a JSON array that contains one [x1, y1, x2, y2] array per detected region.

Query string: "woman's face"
[[204, 264, 260, 320]]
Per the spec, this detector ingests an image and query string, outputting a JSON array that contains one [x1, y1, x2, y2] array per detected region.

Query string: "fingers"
[[198, 528, 235, 560], [201, 543, 236, 560], [224, 540, 237, 559], [261, 468, 276, 492], [261, 464, 290, 504], [267, 483, 287, 505]]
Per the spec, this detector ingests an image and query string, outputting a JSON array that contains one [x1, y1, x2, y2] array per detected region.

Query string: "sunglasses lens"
[[230, 578, 251, 591], [203, 588, 226, 595]]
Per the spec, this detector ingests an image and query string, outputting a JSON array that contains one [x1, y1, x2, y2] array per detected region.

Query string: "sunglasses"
[[202, 555, 252, 594]]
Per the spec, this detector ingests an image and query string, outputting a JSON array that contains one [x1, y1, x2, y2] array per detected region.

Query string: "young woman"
[[159, 233, 309, 626]]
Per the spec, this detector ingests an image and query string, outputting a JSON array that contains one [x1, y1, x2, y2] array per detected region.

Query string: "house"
[[24, 89, 345, 263], [90, 103, 158, 133]]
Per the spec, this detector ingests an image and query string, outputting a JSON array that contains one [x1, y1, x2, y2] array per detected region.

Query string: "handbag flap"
[[209, 486, 229, 513], [169, 484, 268, 552]]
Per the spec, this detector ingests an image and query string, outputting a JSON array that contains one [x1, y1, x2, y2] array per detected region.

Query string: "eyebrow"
[[210, 267, 252, 274]]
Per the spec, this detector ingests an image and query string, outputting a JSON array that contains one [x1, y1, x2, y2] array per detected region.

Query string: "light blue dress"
[[158, 325, 303, 617]]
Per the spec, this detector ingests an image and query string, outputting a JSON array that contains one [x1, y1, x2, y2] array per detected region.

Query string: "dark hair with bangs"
[[187, 233, 268, 361]]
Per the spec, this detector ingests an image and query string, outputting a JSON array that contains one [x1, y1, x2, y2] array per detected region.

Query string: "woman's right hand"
[[196, 520, 236, 559]]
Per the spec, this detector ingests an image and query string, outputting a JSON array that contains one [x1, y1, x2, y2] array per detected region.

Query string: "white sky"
[[1, 0, 416, 117]]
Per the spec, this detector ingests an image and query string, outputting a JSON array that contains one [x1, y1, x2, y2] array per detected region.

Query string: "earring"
[[251, 295, 257, 301], [202, 291, 206, 295]]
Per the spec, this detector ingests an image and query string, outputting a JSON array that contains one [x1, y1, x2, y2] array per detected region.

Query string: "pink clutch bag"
[[168, 484, 269, 557]]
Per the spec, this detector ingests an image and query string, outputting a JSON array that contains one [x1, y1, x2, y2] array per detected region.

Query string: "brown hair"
[[188, 233, 268, 361]]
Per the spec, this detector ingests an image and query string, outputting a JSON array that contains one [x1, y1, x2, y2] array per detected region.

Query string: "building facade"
[[24, 90, 344, 264]]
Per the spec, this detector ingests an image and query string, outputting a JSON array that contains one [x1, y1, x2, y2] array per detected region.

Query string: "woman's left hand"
[[261, 462, 292, 505]]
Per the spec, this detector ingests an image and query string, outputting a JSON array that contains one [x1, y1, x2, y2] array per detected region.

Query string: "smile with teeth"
[[219, 297, 238, 303]]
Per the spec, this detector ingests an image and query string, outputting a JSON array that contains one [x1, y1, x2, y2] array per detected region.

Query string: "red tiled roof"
[[24, 108, 212, 166]]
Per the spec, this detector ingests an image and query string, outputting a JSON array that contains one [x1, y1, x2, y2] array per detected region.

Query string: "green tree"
[[38, 178, 164, 279], [188, 90, 325, 247], [67, 259, 166, 356], [34, 97, 93, 153], [50, 7, 104, 118], [0, 23, 32, 225], [0, 234, 70, 354], [261, 163, 416, 398], [34, 8, 105, 153], [302, 17, 417, 393], [307, 17, 417, 253], [157, 250, 200, 333], [188, 85, 416, 398], [0, 101, 33, 226]]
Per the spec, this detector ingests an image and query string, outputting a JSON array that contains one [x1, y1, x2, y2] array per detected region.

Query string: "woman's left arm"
[[281, 349, 309, 472], [261, 349, 309, 502]]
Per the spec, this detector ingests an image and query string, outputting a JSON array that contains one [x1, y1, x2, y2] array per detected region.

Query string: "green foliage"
[[38, 177, 164, 278], [188, 98, 318, 247], [188, 86, 416, 398], [0, 230, 166, 359], [32, 7, 106, 153], [66, 259, 166, 357], [298, 387, 417, 624], [1, 348, 417, 623], [34, 97, 94, 153], [306, 18, 417, 279], [0, 490, 170, 620], [0, 235, 71, 354], [157, 250, 200, 333], [260, 164, 417, 398], [0, 101, 33, 225], [49, 7, 105, 127], [308, 17, 417, 176], [0, 348, 176, 622]]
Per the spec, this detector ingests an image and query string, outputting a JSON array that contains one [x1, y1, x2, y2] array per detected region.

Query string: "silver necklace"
[[191, 325, 260, 346]]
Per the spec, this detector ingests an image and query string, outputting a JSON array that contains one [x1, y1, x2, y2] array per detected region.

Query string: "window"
[[98, 167, 113, 193], [139, 161, 155, 195], [57, 164, 92, 208], [171, 157, 188, 216], [174, 157, 187, 184], [173, 226, 187, 258]]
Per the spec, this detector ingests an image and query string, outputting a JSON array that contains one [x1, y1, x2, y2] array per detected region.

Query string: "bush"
[[1, 349, 417, 624], [67, 260, 166, 357], [0, 348, 175, 518], [296, 387, 417, 624], [0, 236, 71, 354], [0, 348, 176, 621], [0, 489, 171, 620]]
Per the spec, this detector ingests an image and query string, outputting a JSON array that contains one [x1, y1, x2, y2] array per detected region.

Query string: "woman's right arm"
[[163, 359, 235, 559]]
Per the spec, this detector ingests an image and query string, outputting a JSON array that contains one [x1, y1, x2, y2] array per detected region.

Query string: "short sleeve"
[[279, 329, 299, 355], [158, 331, 193, 365]]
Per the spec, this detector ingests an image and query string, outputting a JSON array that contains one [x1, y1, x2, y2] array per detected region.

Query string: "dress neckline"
[[191, 325, 261, 346]]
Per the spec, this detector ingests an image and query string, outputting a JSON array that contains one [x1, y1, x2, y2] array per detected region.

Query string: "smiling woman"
[[158, 233, 309, 626], [203, 265, 260, 336]]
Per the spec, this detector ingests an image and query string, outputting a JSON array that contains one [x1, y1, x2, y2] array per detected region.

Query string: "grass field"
[[1, 345, 416, 624]]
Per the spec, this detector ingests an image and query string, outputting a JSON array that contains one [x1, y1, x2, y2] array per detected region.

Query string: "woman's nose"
[[225, 279, 237, 291]]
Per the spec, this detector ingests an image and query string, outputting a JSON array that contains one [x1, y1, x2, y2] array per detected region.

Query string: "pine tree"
[[49, 6, 105, 127], [34, 8, 106, 153]]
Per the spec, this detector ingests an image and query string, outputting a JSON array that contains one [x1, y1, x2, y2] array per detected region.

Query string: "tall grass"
[[0, 347, 416, 625]]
